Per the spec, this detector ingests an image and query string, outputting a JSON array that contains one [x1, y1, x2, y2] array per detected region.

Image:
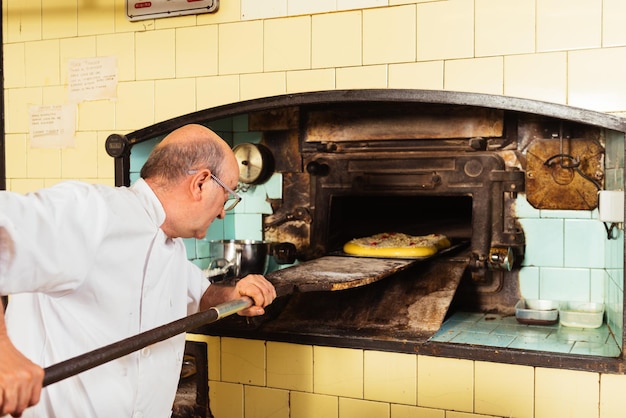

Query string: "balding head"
[[140, 124, 240, 238], [140, 124, 234, 186]]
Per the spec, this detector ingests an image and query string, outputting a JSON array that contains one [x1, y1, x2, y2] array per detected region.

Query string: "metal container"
[[209, 240, 270, 279], [515, 299, 559, 325]]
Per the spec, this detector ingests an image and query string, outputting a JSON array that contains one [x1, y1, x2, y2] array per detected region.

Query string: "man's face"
[[191, 168, 239, 240]]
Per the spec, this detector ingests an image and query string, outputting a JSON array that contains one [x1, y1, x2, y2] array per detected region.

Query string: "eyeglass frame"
[[188, 169, 242, 211]]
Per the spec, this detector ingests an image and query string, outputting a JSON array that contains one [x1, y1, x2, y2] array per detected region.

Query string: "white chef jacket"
[[0, 179, 210, 418]]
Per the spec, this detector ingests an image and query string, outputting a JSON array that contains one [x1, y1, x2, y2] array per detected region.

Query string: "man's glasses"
[[210, 173, 242, 211], [188, 169, 242, 211]]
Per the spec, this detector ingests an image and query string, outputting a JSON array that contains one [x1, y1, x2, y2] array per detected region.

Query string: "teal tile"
[[492, 324, 524, 337], [539, 333, 577, 353], [540, 209, 592, 219], [216, 131, 234, 146], [233, 213, 263, 240], [507, 335, 550, 351], [589, 269, 606, 303], [570, 340, 621, 357], [129, 172, 141, 185], [241, 184, 273, 214], [206, 219, 225, 241], [606, 284, 623, 347], [519, 266, 540, 300], [605, 168, 621, 190], [431, 311, 619, 357], [519, 218, 564, 267], [465, 316, 501, 333], [129, 137, 162, 172], [605, 130, 624, 171], [605, 231, 624, 270], [552, 325, 609, 344], [206, 117, 234, 132], [232, 114, 249, 132], [515, 194, 540, 218], [515, 324, 557, 338], [223, 213, 237, 238], [563, 219, 605, 268], [509, 335, 573, 353], [264, 173, 283, 199], [539, 267, 590, 301], [233, 131, 262, 146], [183, 238, 197, 259], [196, 239, 211, 259], [450, 331, 515, 347]]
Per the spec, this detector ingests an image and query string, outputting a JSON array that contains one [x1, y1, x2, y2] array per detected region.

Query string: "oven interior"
[[326, 194, 473, 253]]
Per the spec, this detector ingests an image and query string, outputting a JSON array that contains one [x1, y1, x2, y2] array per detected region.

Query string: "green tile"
[[431, 311, 619, 357], [515, 194, 540, 218], [183, 238, 197, 259], [207, 117, 234, 132], [563, 219, 605, 268], [539, 267, 590, 301], [233, 131, 262, 146], [570, 340, 621, 357], [450, 331, 515, 347], [508, 335, 573, 353], [129, 137, 162, 172], [232, 114, 249, 132], [519, 218, 564, 267]]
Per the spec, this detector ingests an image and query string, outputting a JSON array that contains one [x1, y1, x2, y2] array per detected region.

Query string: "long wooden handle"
[[42, 297, 253, 387]]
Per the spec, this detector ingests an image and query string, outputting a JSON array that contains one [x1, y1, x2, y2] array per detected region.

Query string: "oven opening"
[[327, 194, 473, 253]]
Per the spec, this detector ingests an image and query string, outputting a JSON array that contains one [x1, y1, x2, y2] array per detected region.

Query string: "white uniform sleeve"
[[0, 182, 108, 296]]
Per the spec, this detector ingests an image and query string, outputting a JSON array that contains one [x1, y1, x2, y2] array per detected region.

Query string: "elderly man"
[[0, 124, 276, 417]]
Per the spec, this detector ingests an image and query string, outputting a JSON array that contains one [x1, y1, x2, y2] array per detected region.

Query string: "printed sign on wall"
[[127, 0, 218, 21]]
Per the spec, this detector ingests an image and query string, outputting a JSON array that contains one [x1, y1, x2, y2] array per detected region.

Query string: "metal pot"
[[207, 240, 296, 281], [209, 240, 269, 279]]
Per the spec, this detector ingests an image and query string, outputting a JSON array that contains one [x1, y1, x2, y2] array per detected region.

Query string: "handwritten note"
[[29, 105, 76, 148], [67, 56, 117, 102]]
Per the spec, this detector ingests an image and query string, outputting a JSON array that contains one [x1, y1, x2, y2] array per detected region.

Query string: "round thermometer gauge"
[[233, 143, 275, 185]]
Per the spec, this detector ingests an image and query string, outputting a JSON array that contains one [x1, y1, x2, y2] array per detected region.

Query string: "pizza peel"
[[43, 241, 466, 387]]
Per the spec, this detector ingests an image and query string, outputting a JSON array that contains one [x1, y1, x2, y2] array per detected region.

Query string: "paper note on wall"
[[67, 56, 117, 103], [29, 105, 77, 148]]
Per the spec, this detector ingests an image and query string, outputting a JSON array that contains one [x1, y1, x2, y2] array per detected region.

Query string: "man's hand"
[[233, 274, 276, 316], [201, 274, 276, 315], [0, 335, 44, 417]]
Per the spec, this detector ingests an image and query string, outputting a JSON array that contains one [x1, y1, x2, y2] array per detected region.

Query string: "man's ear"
[[190, 169, 210, 200]]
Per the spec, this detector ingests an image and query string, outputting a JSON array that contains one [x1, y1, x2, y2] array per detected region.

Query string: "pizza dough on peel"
[[343, 232, 451, 258]]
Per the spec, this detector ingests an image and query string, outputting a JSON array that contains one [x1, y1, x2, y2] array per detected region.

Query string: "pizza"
[[343, 232, 451, 258]]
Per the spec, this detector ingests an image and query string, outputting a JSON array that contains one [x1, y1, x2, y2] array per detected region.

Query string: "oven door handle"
[[42, 297, 253, 387]]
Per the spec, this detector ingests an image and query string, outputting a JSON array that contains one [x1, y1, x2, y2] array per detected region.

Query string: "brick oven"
[[106, 89, 626, 376]]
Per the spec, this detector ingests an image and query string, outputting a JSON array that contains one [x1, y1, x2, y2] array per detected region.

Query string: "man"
[[0, 124, 276, 417]]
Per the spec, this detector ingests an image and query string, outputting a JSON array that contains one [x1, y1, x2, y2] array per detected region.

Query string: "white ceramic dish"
[[559, 302, 605, 328]]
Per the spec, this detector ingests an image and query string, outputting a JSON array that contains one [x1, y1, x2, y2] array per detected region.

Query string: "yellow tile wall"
[[195, 337, 626, 418], [5, 1, 626, 417], [6, 0, 625, 186]]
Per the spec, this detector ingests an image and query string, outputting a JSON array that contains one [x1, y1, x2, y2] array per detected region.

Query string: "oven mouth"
[[327, 194, 473, 254]]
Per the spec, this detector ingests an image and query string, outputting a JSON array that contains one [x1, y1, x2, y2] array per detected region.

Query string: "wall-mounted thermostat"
[[127, 0, 218, 22]]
